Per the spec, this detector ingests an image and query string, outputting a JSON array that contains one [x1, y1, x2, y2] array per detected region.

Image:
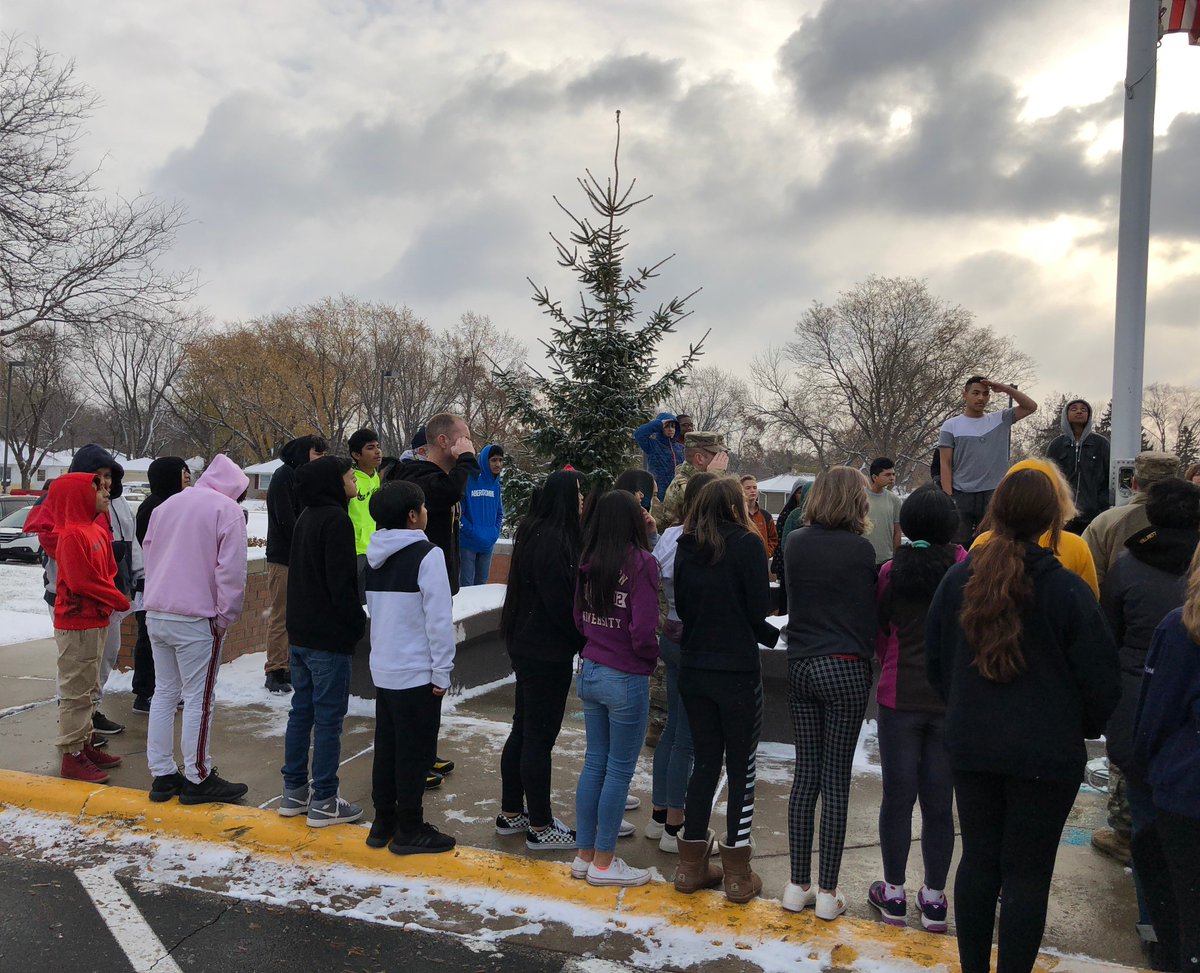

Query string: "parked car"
[[0, 494, 37, 520], [0, 505, 40, 562]]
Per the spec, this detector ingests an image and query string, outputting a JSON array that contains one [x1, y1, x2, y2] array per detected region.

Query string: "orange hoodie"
[[50, 473, 130, 630]]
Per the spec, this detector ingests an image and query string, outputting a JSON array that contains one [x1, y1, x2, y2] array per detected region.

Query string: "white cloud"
[[5, 0, 1198, 404]]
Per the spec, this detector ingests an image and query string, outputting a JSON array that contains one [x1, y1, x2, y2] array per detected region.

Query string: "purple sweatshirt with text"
[[573, 548, 660, 676]]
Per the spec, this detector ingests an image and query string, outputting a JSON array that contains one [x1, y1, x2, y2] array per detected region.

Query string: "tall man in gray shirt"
[[938, 376, 1038, 545]]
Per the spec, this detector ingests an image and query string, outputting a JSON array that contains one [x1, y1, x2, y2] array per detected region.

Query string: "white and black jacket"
[[365, 528, 455, 691]]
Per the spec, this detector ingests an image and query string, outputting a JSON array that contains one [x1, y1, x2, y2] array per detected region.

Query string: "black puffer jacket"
[[1100, 524, 1198, 772]]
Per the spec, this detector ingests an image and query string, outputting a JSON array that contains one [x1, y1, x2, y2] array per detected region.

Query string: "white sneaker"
[[782, 883, 817, 912], [815, 889, 847, 921], [277, 784, 311, 818], [586, 857, 651, 887], [658, 830, 679, 854], [619, 818, 635, 838], [625, 794, 641, 811], [570, 856, 590, 880], [644, 818, 665, 840]]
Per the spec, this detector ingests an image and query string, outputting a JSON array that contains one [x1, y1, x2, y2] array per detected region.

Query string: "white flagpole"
[[1110, 0, 1160, 482]]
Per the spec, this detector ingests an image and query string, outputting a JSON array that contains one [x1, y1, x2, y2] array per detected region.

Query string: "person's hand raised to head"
[[450, 435, 477, 458]]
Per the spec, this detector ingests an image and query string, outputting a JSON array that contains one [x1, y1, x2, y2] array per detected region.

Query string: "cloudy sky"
[[10, 0, 1200, 406]]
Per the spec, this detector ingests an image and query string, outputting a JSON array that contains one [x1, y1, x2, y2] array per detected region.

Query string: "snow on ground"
[[451, 584, 505, 622], [0, 808, 839, 973], [244, 499, 267, 560], [0, 561, 52, 645]]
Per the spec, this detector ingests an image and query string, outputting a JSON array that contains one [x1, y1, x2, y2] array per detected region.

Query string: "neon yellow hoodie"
[[348, 467, 380, 555]]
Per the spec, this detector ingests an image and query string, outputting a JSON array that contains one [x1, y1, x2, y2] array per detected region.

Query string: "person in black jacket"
[[264, 435, 328, 694], [496, 470, 585, 850], [1130, 549, 1200, 973], [674, 477, 778, 904], [1047, 398, 1111, 533], [130, 457, 191, 713], [386, 413, 479, 596], [783, 466, 878, 922], [279, 455, 366, 828], [926, 468, 1120, 973], [1102, 477, 1200, 966]]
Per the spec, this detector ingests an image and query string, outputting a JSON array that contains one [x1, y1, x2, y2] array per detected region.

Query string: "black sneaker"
[[525, 817, 577, 851], [388, 822, 456, 856], [92, 711, 125, 735], [431, 755, 455, 775], [179, 770, 249, 806], [424, 770, 443, 790], [132, 696, 152, 715], [90, 735, 108, 749], [495, 810, 530, 835], [366, 814, 397, 849], [264, 671, 293, 694], [149, 772, 185, 803]]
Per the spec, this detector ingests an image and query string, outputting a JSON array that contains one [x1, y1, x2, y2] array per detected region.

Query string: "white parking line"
[[74, 866, 184, 973]]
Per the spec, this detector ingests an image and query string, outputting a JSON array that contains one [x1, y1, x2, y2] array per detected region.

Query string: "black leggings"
[[132, 610, 156, 699], [953, 770, 1079, 973], [499, 655, 573, 828], [679, 668, 762, 847], [876, 706, 954, 889]]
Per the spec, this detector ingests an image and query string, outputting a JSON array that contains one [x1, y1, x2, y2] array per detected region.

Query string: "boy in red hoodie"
[[35, 473, 131, 782]]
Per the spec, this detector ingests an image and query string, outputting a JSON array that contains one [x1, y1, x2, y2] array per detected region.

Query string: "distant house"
[[243, 458, 283, 497]]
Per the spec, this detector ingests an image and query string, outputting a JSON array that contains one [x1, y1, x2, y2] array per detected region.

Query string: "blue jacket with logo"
[[633, 412, 683, 500], [460, 444, 504, 554]]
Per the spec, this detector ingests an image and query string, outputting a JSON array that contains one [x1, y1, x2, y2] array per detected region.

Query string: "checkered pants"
[[787, 654, 872, 889]]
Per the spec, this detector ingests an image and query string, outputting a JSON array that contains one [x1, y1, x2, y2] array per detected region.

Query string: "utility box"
[[1112, 458, 1137, 507]]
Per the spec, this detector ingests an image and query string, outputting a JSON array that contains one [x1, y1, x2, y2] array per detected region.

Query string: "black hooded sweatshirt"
[[386, 453, 480, 595], [1047, 399, 1111, 522], [927, 545, 1121, 782], [674, 522, 779, 672], [266, 437, 320, 566], [1100, 523, 1198, 771], [285, 457, 366, 654], [135, 457, 189, 546]]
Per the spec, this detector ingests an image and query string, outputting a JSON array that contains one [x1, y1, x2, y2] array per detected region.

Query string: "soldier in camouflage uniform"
[[658, 432, 731, 530], [646, 431, 730, 746]]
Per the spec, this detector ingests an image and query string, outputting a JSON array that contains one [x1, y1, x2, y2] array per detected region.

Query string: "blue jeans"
[[459, 548, 494, 587], [651, 636, 693, 810], [575, 659, 649, 853], [282, 646, 352, 800]]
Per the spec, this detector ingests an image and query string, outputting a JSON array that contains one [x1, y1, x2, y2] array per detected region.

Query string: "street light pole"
[[378, 369, 397, 443], [3, 360, 29, 493]]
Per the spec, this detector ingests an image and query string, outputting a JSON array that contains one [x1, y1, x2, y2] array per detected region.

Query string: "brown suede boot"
[[673, 830, 723, 894], [718, 840, 762, 903]]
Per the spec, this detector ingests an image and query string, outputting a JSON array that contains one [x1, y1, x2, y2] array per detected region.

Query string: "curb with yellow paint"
[[0, 769, 1138, 973]]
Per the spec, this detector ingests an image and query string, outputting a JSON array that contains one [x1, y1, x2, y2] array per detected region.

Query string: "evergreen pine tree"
[[1174, 423, 1198, 467], [1096, 400, 1112, 436], [496, 113, 707, 487]]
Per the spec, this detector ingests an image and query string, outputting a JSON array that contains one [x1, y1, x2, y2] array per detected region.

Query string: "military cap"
[[684, 431, 727, 452], [1135, 450, 1181, 485]]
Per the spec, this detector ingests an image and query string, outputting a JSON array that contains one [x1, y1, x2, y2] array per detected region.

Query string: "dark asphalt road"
[[0, 854, 577, 973]]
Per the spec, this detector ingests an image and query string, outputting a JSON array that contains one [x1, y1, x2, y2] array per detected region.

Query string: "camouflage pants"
[[1107, 764, 1132, 839]]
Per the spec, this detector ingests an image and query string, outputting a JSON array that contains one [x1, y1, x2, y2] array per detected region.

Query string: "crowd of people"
[[19, 375, 1200, 973]]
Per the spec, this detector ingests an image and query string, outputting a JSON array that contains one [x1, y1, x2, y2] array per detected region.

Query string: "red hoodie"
[[46, 473, 130, 631]]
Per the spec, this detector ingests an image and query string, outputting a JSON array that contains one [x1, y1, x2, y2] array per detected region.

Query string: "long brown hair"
[[1184, 541, 1200, 643], [961, 468, 1062, 682], [804, 466, 871, 535], [687, 477, 757, 564]]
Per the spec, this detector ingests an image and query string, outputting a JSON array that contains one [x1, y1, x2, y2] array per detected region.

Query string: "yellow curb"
[[0, 769, 1139, 973]]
